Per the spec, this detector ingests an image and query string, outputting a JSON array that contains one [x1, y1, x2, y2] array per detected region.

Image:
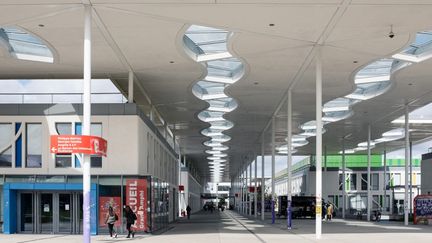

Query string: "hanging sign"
[[50, 135, 107, 156]]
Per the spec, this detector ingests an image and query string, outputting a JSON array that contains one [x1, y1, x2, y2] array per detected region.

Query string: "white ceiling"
[[1, 1, 432, 181]]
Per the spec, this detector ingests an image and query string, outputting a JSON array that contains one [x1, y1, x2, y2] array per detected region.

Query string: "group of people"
[[105, 205, 138, 238], [322, 202, 334, 221], [203, 201, 216, 213]]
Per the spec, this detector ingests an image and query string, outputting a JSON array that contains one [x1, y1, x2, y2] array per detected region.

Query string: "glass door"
[[58, 193, 72, 233], [19, 193, 34, 232], [40, 193, 53, 233], [72, 192, 83, 234]]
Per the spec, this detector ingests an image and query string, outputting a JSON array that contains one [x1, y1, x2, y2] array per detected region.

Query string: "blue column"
[[3, 184, 17, 234]]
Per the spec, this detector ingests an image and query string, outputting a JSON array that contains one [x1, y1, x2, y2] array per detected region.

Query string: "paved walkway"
[[1, 211, 432, 243]]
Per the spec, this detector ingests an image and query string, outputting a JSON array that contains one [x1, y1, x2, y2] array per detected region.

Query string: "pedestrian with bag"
[[125, 205, 137, 238], [105, 206, 118, 238]]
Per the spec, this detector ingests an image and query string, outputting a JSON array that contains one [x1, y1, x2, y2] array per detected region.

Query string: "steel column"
[[315, 50, 323, 239], [404, 105, 410, 226], [82, 5, 92, 243], [367, 124, 371, 222], [287, 90, 293, 229], [271, 117, 276, 224], [261, 138, 265, 221]]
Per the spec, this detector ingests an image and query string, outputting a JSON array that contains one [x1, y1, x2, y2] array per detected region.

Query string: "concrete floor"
[[1, 211, 431, 243]]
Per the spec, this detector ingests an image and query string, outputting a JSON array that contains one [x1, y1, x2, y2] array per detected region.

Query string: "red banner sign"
[[126, 179, 148, 232], [50, 135, 107, 156], [99, 197, 121, 227]]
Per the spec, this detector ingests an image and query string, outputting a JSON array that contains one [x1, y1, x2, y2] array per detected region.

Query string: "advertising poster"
[[414, 195, 432, 225], [99, 196, 121, 227], [126, 179, 148, 232]]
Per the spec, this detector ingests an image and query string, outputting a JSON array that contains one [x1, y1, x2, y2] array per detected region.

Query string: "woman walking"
[[125, 205, 137, 238], [105, 206, 118, 238]]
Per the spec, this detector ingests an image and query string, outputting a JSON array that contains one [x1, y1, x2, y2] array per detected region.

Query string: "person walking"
[[326, 202, 333, 221], [105, 206, 118, 238], [186, 205, 192, 219], [124, 205, 137, 238]]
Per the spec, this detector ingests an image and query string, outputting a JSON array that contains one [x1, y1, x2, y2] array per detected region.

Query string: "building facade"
[[272, 155, 421, 218], [0, 103, 180, 234]]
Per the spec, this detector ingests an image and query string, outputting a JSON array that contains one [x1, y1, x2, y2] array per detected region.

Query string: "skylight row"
[[279, 30, 432, 155], [340, 128, 404, 154], [184, 25, 245, 181]]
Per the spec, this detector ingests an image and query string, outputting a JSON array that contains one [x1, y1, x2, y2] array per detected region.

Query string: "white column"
[[243, 168, 246, 214], [315, 51, 323, 239], [254, 157, 258, 218], [240, 170, 243, 213], [245, 163, 248, 215], [287, 90, 293, 229], [249, 162, 252, 216], [261, 138, 265, 221], [342, 138, 346, 219], [383, 149, 387, 212], [271, 116, 276, 223], [404, 105, 410, 226], [367, 124, 371, 221], [82, 5, 92, 243], [128, 71, 134, 103], [410, 141, 413, 214]]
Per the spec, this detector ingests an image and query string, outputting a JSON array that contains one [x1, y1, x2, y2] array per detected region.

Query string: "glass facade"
[[1, 174, 173, 235], [0, 123, 13, 167], [55, 123, 72, 168], [26, 123, 42, 168]]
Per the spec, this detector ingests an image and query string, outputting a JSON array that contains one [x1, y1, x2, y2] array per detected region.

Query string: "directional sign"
[[50, 135, 107, 156]]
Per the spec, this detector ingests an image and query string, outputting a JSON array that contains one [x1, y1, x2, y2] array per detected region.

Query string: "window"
[[26, 123, 42, 168], [349, 174, 357, 191], [392, 173, 401, 186], [385, 173, 391, 189], [371, 173, 379, 190], [0, 123, 13, 167], [417, 173, 421, 186], [361, 174, 368, 190], [55, 123, 72, 168], [90, 123, 102, 168], [372, 195, 380, 209]]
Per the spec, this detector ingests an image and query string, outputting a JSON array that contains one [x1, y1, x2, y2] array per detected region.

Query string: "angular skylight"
[[184, 25, 245, 181], [392, 31, 432, 63], [0, 27, 54, 63]]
